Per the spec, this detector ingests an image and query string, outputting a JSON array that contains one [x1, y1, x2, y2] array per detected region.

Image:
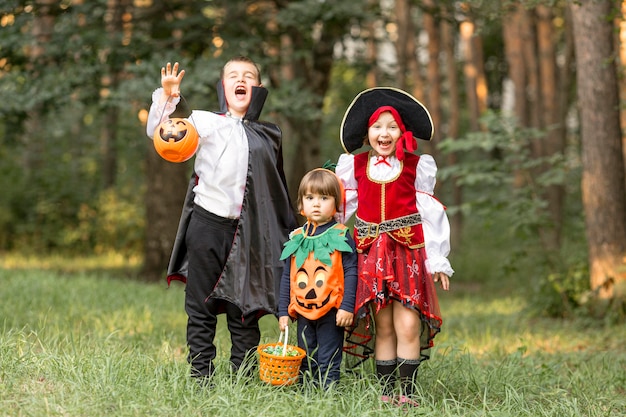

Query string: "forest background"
[[1, 0, 626, 320]]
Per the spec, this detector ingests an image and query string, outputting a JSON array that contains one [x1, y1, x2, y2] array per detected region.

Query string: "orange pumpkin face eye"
[[296, 270, 308, 289], [314, 267, 326, 288]]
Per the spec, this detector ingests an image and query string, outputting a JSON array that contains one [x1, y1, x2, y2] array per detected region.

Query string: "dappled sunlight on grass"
[[0, 252, 142, 274], [438, 291, 626, 359]]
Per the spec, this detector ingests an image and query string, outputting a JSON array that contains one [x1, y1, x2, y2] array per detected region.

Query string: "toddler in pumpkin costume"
[[335, 87, 453, 407], [278, 168, 358, 388]]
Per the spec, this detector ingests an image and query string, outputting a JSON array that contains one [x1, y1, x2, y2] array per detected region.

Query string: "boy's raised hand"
[[161, 62, 185, 98]]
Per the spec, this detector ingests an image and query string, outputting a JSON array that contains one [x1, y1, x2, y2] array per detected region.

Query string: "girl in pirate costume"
[[335, 88, 453, 407]]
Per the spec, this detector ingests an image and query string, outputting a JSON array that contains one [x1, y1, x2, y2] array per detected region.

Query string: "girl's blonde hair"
[[296, 169, 343, 212]]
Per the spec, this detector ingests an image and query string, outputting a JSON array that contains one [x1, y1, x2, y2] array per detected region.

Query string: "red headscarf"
[[367, 105, 417, 161]]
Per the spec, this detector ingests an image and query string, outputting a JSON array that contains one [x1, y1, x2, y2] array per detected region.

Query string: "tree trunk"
[[423, 1, 442, 164], [502, 5, 528, 127], [571, 1, 626, 299], [101, 103, 119, 189], [24, 0, 56, 175], [365, 17, 380, 88], [101, 0, 131, 188], [619, 1, 626, 177], [460, 18, 483, 131], [142, 149, 190, 282], [536, 5, 566, 250], [394, 0, 411, 90], [364, 0, 382, 89], [441, 12, 463, 248]]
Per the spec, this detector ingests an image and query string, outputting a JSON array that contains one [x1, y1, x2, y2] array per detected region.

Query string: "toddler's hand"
[[278, 316, 290, 331], [336, 309, 354, 327]]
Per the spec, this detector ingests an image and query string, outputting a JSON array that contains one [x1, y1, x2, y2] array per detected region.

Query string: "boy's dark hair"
[[220, 56, 262, 84], [296, 169, 343, 212]]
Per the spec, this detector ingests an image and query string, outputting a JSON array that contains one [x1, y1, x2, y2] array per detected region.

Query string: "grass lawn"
[[0, 262, 624, 416]]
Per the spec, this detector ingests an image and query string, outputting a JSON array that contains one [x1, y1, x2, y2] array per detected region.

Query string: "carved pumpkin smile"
[[296, 291, 331, 310]]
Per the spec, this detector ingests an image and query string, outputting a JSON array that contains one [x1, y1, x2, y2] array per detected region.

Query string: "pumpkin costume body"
[[336, 150, 453, 363], [279, 220, 358, 386], [147, 81, 296, 378]]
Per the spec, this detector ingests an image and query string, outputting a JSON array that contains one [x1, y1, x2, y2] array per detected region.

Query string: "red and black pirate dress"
[[336, 151, 453, 360]]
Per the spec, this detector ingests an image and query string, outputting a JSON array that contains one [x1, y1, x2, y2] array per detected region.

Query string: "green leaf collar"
[[280, 223, 353, 269]]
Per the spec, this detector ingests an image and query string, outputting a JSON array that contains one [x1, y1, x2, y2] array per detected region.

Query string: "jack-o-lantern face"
[[153, 118, 199, 163], [290, 251, 344, 320]]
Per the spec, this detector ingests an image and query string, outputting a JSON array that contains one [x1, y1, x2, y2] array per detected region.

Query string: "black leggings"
[[184, 205, 261, 377]]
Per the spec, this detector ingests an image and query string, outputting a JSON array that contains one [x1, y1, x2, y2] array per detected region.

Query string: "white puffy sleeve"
[[146, 87, 181, 138], [335, 153, 358, 224], [416, 154, 454, 277]]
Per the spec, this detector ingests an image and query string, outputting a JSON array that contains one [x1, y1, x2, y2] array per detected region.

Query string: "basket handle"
[[278, 327, 289, 357]]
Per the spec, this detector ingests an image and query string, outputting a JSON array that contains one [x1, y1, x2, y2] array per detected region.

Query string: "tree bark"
[[441, 11, 463, 248], [142, 148, 190, 282], [394, 0, 411, 90], [460, 17, 486, 132], [502, 5, 528, 127], [536, 5, 566, 250], [24, 0, 56, 175], [423, 0, 442, 163], [571, 1, 626, 299], [619, 1, 626, 176], [101, 0, 132, 188]]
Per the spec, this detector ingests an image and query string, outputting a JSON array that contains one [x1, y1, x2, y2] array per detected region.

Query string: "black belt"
[[354, 213, 422, 238]]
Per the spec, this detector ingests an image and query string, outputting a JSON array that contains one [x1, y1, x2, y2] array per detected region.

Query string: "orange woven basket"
[[257, 328, 306, 386]]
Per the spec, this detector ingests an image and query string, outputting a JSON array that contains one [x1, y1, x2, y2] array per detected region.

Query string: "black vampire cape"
[[166, 82, 297, 317]]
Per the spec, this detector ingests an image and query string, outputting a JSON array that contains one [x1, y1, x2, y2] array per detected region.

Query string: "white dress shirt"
[[147, 88, 248, 219]]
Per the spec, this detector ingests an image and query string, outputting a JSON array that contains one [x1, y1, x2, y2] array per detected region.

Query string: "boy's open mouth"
[[235, 86, 247, 98]]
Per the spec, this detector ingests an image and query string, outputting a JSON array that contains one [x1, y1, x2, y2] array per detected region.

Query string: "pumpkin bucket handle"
[[278, 327, 289, 357], [160, 94, 197, 126]]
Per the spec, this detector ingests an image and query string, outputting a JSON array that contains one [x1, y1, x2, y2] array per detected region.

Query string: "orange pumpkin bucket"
[[152, 95, 199, 163], [153, 117, 199, 163], [257, 327, 306, 386]]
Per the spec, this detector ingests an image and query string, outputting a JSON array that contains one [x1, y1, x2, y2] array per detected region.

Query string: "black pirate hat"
[[340, 87, 433, 154]]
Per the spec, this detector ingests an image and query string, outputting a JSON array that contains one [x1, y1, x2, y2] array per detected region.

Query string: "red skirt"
[[354, 233, 443, 359]]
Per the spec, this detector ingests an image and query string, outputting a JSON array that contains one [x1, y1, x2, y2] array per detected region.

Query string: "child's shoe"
[[396, 395, 419, 407], [380, 395, 394, 404]]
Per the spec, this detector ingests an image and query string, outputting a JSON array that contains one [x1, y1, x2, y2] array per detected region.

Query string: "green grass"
[[1, 266, 624, 416]]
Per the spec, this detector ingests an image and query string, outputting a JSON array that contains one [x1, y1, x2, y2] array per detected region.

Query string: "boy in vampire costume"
[[146, 58, 297, 382]]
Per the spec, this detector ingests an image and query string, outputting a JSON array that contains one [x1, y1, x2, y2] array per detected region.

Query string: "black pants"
[[185, 205, 261, 377], [297, 309, 345, 388]]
